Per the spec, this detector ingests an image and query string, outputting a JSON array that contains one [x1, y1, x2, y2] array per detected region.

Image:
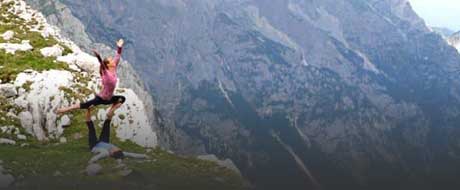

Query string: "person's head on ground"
[[111, 149, 125, 159]]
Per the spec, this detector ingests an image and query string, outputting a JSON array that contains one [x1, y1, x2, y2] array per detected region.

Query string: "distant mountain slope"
[[51, 0, 460, 189]]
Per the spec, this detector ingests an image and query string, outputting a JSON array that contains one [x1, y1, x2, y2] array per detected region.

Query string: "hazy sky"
[[408, 0, 460, 31]]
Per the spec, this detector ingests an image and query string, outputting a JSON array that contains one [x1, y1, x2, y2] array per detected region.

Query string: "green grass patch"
[[0, 110, 246, 190], [118, 114, 125, 120], [0, 96, 26, 141], [60, 43, 73, 56], [21, 80, 33, 92], [0, 1, 69, 83], [0, 96, 22, 127], [0, 49, 69, 83]]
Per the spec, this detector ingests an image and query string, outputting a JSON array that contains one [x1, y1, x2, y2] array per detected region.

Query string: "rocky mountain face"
[[51, 0, 460, 189]]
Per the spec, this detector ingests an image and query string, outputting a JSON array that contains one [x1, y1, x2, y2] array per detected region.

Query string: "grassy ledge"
[[0, 110, 246, 190]]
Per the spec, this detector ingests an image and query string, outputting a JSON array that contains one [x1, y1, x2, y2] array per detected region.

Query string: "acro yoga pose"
[[56, 39, 126, 119], [85, 108, 148, 163]]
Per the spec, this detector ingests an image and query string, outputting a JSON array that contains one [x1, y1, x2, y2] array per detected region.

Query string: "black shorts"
[[80, 95, 126, 109]]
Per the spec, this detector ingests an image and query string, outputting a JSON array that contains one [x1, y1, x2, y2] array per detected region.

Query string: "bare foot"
[[54, 108, 65, 115]]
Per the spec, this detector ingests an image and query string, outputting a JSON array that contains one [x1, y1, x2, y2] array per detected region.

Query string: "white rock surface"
[[1, 31, 14, 41], [112, 89, 157, 148], [17, 134, 27, 140], [14, 70, 73, 140], [58, 115, 71, 128], [57, 52, 99, 73], [0, 138, 16, 145], [0, 40, 33, 54], [59, 137, 67, 143], [0, 83, 17, 98], [86, 163, 102, 176], [40, 44, 64, 57], [17, 111, 33, 135]]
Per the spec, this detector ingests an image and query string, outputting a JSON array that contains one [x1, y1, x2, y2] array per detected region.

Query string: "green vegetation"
[[0, 96, 24, 140], [21, 80, 33, 92], [0, 110, 246, 190], [118, 114, 125, 120], [0, 49, 69, 82], [0, 1, 70, 83], [59, 82, 94, 103], [60, 43, 73, 56]]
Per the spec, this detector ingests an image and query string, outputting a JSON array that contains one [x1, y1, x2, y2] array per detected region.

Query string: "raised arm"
[[113, 39, 124, 66], [93, 49, 103, 64], [93, 49, 107, 74]]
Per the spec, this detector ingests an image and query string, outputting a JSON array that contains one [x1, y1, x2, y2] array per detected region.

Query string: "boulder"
[[0, 138, 16, 145], [57, 52, 98, 73], [0, 84, 17, 98], [1, 31, 14, 41], [40, 44, 64, 57], [59, 137, 67, 143], [58, 115, 71, 128], [17, 134, 27, 140], [0, 40, 33, 54], [86, 163, 102, 176]]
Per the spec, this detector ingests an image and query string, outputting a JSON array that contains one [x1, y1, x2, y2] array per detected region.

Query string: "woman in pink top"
[[56, 39, 126, 120]]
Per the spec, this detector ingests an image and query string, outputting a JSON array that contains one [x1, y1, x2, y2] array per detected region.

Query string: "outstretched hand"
[[117, 39, 124, 47]]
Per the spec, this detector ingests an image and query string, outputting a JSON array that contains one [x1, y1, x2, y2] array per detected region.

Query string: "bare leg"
[[106, 102, 122, 120], [55, 103, 81, 115], [86, 107, 92, 121]]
